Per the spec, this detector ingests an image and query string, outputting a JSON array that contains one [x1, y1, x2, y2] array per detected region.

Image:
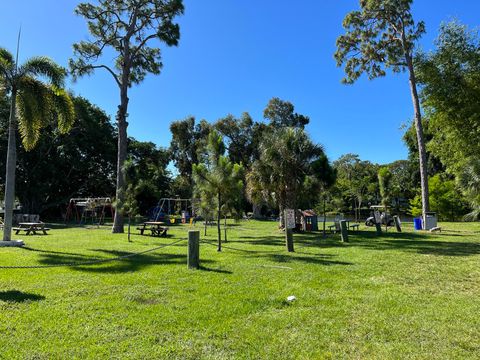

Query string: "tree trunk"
[[112, 83, 129, 233], [2, 89, 17, 241], [322, 196, 326, 238], [405, 46, 429, 221], [252, 203, 262, 219], [224, 215, 227, 242], [217, 194, 222, 252], [128, 215, 131, 242]]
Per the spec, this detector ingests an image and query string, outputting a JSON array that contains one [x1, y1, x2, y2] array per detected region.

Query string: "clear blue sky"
[[1, 1, 479, 164]]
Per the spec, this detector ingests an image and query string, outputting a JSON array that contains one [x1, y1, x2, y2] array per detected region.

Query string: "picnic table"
[[13, 222, 50, 235], [328, 219, 360, 233], [136, 221, 168, 237]]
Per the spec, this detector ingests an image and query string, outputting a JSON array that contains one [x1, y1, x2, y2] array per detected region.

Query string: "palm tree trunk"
[[217, 194, 222, 251], [3, 89, 17, 242], [405, 52, 430, 220], [112, 84, 129, 233]]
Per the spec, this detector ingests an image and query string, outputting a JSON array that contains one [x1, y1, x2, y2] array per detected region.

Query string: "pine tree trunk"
[[128, 215, 131, 242], [217, 194, 222, 252], [2, 89, 17, 241], [405, 52, 430, 220], [224, 215, 227, 242], [112, 83, 129, 233], [323, 196, 327, 238]]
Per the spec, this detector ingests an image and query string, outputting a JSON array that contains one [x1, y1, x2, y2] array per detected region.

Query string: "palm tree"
[[247, 127, 331, 252], [247, 127, 330, 227], [0, 47, 75, 242]]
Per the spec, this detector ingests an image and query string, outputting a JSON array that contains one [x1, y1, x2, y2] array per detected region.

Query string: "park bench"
[[328, 222, 341, 234], [349, 223, 360, 231]]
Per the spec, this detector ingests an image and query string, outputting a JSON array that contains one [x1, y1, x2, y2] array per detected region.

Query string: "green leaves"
[[19, 57, 67, 88], [415, 21, 480, 215], [335, 0, 425, 84], [15, 73, 74, 150], [193, 130, 245, 243], [70, 0, 184, 87], [263, 97, 309, 129], [247, 127, 329, 211]]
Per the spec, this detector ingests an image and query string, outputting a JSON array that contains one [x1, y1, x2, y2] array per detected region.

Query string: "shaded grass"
[[0, 221, 479, 359]]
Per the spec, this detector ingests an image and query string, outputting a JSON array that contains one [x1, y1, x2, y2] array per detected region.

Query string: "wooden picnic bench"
[[136, 222, 168, 237], [349, 223, 360, 231], [13, 222, 50, 235], [329, 220, 359, 233], [328, 222, 340, 233]]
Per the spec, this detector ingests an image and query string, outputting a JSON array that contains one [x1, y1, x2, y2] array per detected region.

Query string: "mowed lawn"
[[0, 220, 479, 359]]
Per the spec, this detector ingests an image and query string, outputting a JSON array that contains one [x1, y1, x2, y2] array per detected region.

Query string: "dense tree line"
[[0, 94, 171, 219], [1, 0, 479, 230]]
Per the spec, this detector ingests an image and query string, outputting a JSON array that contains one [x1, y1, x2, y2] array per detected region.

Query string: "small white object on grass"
[[286, 295, 296, 302]]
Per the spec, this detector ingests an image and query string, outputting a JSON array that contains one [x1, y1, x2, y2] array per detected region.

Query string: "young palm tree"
[[247, 127, 331, 252], [0, 47, 75, 242]]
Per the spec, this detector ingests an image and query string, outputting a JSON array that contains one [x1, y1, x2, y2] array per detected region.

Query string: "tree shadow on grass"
[[267, 253, 353, 266], [223, 229, 480, 258], [22, 246, 89, 258], [353, 238, 480, 257], [0, 290, 45, 303], [198, 265, 233, 274], [34, 248, 215, 274]]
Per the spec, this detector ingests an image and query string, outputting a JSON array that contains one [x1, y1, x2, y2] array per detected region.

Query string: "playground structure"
[[151, 198, 198, 223], [65, 198, 114, 225]]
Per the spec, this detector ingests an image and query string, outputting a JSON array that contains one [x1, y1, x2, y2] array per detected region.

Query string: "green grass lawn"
[[1, 220, 479, 359]]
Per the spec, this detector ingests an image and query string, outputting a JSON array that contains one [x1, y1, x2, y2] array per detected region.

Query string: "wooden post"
[[393, 215, 402, 233], [188, 230, 200, 269], [285, 228, 294, 252], [284, 209, 295, 252], [340, 220, 349, 243]]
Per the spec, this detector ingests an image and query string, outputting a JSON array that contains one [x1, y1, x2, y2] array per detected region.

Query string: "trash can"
[[413, 217, 422, 231], [424, 212, 437, 231]]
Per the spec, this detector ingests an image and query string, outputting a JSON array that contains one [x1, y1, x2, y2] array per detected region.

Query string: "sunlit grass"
[[0, 220, 479, 359]]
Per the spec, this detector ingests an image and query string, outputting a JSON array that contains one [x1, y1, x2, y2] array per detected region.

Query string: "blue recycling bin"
[[413, 217, 422, 230]]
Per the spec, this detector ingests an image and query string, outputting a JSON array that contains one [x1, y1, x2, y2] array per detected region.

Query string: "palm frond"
[[16, 90, 43, 150], [18, 56, 66, 88], [0, 47, 14, 64], [51, 88, 75, 133], [17, 76, 54, 149], [0, 47, 15, 84]]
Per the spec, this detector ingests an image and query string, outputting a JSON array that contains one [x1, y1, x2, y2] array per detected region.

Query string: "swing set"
[[151, 198, 198, 223], [65, 198, 114, 225]]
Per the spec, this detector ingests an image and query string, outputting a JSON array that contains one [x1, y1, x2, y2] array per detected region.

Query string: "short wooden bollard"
[[340, 220, 349, 243], [188, 230, 200, 269], [285, 228, 294, 252], [393, 215, 402, 233]]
